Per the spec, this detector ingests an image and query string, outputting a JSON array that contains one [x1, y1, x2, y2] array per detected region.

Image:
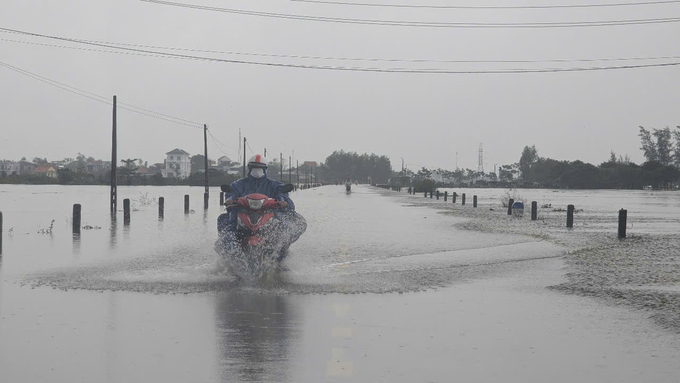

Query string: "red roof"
[[34, 166, 56, 173]]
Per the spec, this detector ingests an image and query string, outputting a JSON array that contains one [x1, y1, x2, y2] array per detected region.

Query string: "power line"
[[291, 0, 680, 10], [0, 60, 203, 128], [207, 129, 235, 158], [2, 27, 680, 74], [140, 0, 680, 28], [246, 141, 256, 155], [4, 35, 680, 65]]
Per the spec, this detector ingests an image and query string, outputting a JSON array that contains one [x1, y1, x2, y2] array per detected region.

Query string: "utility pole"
[[280, 153, 283, 182], [110, 95, 117, 215], [289, 156, 292, 184], [242, 137, 247, 177], [297, 160, 299, 186], [203, 124, 209, 208], [264, 148, 267, 157]]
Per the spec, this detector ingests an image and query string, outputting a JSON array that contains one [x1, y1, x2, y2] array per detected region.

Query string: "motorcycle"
[[216, 183, 304, 277]]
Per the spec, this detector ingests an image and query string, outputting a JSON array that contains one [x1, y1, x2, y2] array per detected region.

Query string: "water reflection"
[[109, 218, 117, 250], [72, 233, 81, 258], [214, 292, 295, 382]]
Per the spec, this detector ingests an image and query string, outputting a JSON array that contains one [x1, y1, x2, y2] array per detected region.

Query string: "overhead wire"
[[290, 0, 680, 10], [246, 141, 256, 155], [140, 0, 680, 28], [207, 129, 236, 159], [0, 59, 203, 128], [4, 35, 680, 65], [2, 27, 680, 74]]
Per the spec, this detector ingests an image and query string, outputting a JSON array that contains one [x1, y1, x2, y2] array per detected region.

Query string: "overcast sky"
[[1, 0, 678, 171]]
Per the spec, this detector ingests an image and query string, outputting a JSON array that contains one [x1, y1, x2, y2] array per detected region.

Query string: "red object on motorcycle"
[[245, 236, 265, 246], [237, 211, 274, 232], [229, 193, 284, 247]]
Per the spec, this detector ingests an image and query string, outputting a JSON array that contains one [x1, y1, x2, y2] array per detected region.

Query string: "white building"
[[216, 156, 233, 173], [162, 148, 191, 178]]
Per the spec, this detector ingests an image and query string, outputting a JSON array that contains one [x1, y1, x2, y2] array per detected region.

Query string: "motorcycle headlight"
[[247, 198, 265, 210]]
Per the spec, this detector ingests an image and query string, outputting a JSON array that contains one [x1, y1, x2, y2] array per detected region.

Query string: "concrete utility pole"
[[243, 137, 247, 177], [297, 160, 299, 186], [289, 156, 292, 184], [110, 95, 117, 215], [203, 124, 209, 208], [280, 153, 283, 182]]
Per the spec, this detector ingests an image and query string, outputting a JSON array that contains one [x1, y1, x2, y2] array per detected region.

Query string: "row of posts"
[[403, 187, 628, 238], [0, 188, 632, 256]]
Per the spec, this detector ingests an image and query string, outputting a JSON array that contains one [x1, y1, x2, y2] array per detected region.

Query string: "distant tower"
[[478, 143, 484, 173]]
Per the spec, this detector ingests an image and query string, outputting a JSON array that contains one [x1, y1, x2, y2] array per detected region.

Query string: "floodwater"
[[438, 187, 680, 234], [1, 185, 680, 382]]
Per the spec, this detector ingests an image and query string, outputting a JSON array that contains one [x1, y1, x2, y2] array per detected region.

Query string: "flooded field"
[[1, 185, 680, 382]]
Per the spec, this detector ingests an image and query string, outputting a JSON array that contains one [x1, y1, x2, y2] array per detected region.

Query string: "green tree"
[[639, 127, 659, 163], [190, 154, 206, 174], [119, 158, 139, 185], [652, 127, 673, 165], [519, 145, 539, 183]]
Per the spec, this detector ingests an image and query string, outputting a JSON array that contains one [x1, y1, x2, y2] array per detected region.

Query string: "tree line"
[[320, 150, 392, 184]]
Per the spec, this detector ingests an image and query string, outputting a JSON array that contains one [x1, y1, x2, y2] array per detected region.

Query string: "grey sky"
[[1, 0, 678, 170]]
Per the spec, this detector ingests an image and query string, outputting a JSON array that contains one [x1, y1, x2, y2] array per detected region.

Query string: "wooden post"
[[618, 209, 627, 238], [204, 192, 209, 210], [444, 191, 448, 201], [473, 195, 477, 208], [531, 201, 537, 221], [219, 192, 224, 206], [0, 211, 3, 255], [184, 195, 190, 214], [159, 197, 164, 219], [73, 204, 81, 234], [462, 193, 466, 205], [430, 191, 433, 199], [123, 199, 130, 225], [453, 192, 457, 204], [243, 137, 247, 177], [567, 204, 574, 228], [507, 199, 514, 215], [436, 190, 440, 200], [110, 95, 117, 215], [424, 192, 427, 198]]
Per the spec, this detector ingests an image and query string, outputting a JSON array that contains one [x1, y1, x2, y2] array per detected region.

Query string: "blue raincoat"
[[217, 170, 295, 234]]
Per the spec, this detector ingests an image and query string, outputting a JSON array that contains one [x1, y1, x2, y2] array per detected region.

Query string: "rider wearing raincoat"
[[217, 154, 306, 259]]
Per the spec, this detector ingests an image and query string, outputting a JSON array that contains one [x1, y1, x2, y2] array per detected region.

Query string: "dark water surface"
[[1, 185, 680, 382]]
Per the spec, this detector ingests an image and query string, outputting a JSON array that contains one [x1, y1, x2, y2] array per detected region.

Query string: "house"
[[0, 160, 14, 176], [85, 160, 111, 175], [215, 156, 233, 173], [162, 148, 191, 178], [34, 166, 58, 178], [303, 161, 318, 168], [135, 167, 154, 177], [12, 161, 36, 175]]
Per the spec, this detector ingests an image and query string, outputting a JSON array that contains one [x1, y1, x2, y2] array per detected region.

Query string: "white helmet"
[[247, 154, 268, 169]]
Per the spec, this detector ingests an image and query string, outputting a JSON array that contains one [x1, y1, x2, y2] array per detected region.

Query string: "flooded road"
[[1, 185, 680, 382]]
